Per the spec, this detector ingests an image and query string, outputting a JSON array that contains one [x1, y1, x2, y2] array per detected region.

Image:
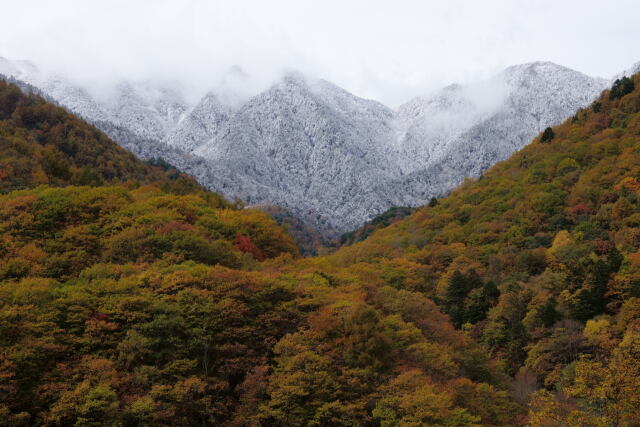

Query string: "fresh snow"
[[1, 57, 624, 236]]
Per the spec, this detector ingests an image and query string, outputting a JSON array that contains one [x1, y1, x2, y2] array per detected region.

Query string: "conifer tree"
[[610, 76, 635, 100], [540, 127, 555, 143]]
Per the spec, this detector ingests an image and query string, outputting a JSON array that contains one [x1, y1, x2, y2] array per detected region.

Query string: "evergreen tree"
[[446, 271, 470, 327], [539, 298, 560, 328], [571, 286, 600, 321], [610, 76, 635, 100], [483, 281, 500, 302], [540, 127, 555, 143], [464, 281, 500, 324], [447, 270, 486, 327]]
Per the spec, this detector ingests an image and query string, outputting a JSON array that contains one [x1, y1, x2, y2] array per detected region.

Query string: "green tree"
[[610, 76, 635, 100], [540, 127, 555, 143]]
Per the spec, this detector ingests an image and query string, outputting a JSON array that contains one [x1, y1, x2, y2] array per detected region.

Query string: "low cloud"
[[1, 0, 638, 106]]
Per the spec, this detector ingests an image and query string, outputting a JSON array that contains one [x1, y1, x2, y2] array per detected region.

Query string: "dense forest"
[[337, 206, 415, 248], [1, 74, 640, 426], [307, 74, 640, 425]]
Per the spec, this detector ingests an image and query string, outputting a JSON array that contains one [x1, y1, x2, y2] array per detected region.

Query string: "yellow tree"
[[569, 323, 640, 426]]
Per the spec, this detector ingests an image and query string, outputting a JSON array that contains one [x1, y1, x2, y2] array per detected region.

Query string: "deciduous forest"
[[2, 74, 640, 426]]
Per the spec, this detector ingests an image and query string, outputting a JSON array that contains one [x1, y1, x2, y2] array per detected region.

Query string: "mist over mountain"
[[372, 62, 609, 208], [0, 57, 625, 235]]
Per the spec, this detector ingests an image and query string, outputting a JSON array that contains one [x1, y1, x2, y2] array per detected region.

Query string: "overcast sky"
[[1, 0, 639, 106]]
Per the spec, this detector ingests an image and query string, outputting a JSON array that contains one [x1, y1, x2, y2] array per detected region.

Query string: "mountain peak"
[[1, 57, 619, 235], [281, 70, 308, 84], [503, 61, 575, 76]]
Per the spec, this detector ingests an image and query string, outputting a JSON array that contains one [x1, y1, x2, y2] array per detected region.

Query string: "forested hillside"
[[2, 73, 640, 426], [337, 206, 415, 248], [0, 79, 206, 196], [301, 74, 640, 425], [0, 80, 513, 426]]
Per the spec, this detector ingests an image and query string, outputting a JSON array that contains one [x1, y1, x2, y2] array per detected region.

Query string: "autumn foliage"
[[3, 74, 640, 425], [319, 73, 640, 425]]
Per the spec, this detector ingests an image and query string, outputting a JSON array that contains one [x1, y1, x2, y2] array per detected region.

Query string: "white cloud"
[[1, 0, 638, 106]]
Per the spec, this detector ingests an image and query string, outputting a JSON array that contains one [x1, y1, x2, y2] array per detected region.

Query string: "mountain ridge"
[[1, 57, 630, 237], [2, 60, 640, 425]]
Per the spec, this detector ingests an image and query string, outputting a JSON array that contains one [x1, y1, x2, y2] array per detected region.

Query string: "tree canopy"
[[2, 73, 640, 425]]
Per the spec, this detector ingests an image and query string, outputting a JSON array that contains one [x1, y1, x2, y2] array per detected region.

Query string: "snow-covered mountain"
[[395, 62, 606, 173], [165, 92, 232, 152], [0, 57, 622, 235], [186, 62, 610, 232], [378, 62, 609, 207], [615, 61, 640, 80], [0, 57, 188, 143], [190, 73, 403, 232]]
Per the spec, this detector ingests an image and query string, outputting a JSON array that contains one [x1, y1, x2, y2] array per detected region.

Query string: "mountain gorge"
[[2, 67, 640, 426], [0, 57, 615, 237], [0, 78, 508, 426]]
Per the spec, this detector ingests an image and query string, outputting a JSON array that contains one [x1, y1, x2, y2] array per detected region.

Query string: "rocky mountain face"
[[0, 57, 618, 236]]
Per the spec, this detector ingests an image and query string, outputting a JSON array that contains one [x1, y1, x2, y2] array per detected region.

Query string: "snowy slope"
[[192, 73, 402, 232], [102, 81, 187, 142], [0, 57, 113, 123], [0, 57, 188, 146], [0, 56, 622, 235], [394, 80, 508, 173], [614, 61, 640, 81], [165, 92, 233, 152], [381, 62, 609, 208]]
